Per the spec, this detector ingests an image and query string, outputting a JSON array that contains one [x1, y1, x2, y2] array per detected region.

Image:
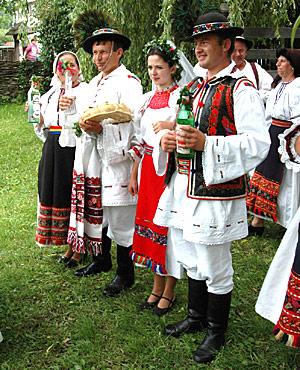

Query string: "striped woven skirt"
[[36, 130, 75, 246]]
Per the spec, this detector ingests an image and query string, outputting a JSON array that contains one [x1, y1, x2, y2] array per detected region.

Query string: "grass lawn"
[[0, 103, 299, 369]]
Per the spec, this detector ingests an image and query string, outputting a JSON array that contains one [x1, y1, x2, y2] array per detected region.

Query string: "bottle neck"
[[180, 103, 192, 110]]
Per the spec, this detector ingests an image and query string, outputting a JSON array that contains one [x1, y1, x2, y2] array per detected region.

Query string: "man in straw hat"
[[61, 25, 143, 296], [152, 12, 270, 363], [231, 36, 273, 104]]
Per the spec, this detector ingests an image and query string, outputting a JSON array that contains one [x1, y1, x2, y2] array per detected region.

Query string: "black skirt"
[[36, 133, 75, 246]]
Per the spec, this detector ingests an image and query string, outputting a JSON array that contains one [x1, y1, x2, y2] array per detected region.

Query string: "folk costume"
[[71, 27, 143, 297], [256, 120, 300, 348], [130, 40, 195, 279], [131, 85, 183, 277], [152, 12, 271, 364], [35, 51, 88, 246], [67, 64, 142, 258], [247, 49, 300, 228]]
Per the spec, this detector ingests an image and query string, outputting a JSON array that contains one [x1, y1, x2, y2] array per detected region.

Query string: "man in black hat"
[[62, 27, 143, 296], [232, 36, 273, 104], [153, 12, 270, 363]]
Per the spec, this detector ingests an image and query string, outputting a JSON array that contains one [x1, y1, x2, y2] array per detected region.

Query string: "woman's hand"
[[161, 130, 177, 152], [59, 95, 75, 111], [153, 121, 175, 134], [24, 101, 29, 112], [79, 118, 103, 134]]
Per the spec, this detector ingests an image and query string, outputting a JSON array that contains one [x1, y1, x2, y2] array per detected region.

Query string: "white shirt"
[[231, 60, 273, 104], [36, 82, 89, 143], [88, 64, 143, 206]]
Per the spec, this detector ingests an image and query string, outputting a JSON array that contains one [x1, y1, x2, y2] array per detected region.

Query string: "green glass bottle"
[[28, 75, 41, 124], [176, 86, 195, 159]]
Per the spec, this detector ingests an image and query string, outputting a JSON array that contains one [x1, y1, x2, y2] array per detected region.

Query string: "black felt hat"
[[235, 36, 253, 50], [82, 28, 131, 54], [191, 12, 243, 39]]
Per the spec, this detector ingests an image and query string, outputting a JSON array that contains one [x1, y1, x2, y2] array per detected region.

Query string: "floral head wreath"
[[143, 38, 183, 82]]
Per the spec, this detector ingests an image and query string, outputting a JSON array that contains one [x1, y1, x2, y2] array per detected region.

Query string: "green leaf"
[[291, 15, 300, 49]]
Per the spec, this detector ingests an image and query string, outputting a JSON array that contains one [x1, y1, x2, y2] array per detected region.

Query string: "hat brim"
[[82, 33, 131, 54], [188, 27, 244, 41], [235, 37, 253, 50]]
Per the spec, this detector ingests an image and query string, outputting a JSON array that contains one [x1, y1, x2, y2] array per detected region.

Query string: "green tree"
[[35, 0, 75, 91], [227, 0, 296, 30]]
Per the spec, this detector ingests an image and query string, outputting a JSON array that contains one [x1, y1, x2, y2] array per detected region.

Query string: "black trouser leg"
[[92, 227, 112, 268], [116, 244, 134, 280], [103, 244, 134, 297]]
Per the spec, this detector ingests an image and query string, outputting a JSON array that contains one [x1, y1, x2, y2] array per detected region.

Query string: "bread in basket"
[[81, 102, 132, 124]]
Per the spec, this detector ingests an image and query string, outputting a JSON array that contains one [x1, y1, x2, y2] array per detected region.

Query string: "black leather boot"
[[74, 227, 112, 277], [193, 291, 232, 364], [165, 278, 208, 337], [103, 244, 134, 297]]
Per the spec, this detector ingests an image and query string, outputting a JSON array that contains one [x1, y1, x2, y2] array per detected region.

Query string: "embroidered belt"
[[176, 157, 190, 175], [49, 125, 62, 134], [144, 143, 153, 155], [271, 118, 292, 128]]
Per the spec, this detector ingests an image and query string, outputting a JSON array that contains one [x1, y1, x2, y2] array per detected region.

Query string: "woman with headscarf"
[[35, 51, 89, 267], [247, 48, 300, 235]]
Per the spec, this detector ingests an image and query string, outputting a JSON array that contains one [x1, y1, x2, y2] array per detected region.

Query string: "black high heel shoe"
[[153, 296, 176, 317], [65, 258, 80, 269]]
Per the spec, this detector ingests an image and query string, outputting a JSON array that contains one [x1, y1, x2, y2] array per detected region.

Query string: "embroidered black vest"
[[166, 75, 247, 200]]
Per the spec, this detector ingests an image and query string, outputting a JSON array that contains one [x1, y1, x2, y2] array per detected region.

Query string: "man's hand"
[[153, 121, 175, 134], [59, 96, 75, 111], [128, 161, 139, 196], [161, 130, 177, 152], [128, 176, 138, 196], [176, 125, 206, 151], [79, 118, 103, 134]]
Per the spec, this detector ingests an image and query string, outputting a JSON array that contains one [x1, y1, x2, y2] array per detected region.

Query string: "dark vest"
[[166, 75, 247, 200]]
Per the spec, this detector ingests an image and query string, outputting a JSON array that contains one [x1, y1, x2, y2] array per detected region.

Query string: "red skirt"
[[131, 144, 168, 274]]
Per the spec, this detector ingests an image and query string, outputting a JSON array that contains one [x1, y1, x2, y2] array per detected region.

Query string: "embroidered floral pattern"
[[188, 77, 246, 200], [70, 171, 102, 225], [273, 271, 300, 348], [247, 171, 280, 222], [135, 224, 167, 247], [148, 85, 178, 109], [192, 22, 231, 36]]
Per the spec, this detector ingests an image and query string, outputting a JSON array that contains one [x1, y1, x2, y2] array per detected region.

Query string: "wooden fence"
[[0, 61, 19, 100], [0, 47, 15, 62], [244, 27, 300, 76]]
